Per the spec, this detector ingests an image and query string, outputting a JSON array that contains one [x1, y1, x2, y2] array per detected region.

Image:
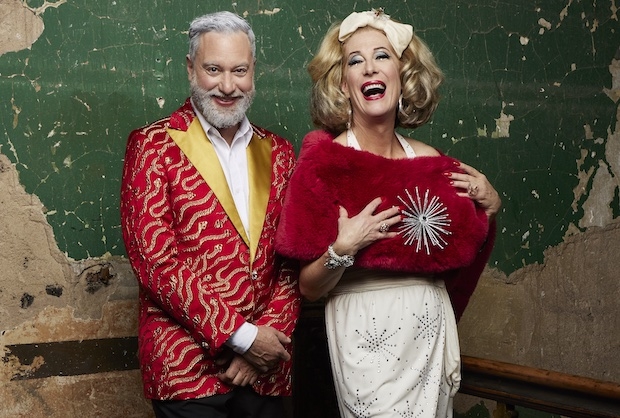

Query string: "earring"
[[346, 106, 352, 130]]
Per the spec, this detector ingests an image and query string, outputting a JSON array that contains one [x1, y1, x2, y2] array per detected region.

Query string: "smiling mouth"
[[362, 82, 386, 98], [212, 95, 239, 106]]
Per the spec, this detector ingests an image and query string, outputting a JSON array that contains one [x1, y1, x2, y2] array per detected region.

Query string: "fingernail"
[[443, 172, 452, 177]]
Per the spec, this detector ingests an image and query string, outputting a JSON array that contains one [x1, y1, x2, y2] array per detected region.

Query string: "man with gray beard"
[[120, 11, 301, 418]]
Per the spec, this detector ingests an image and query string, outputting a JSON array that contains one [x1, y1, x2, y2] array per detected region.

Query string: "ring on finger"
[[379, 222, 389, 233], [467, 184, 479, 196]]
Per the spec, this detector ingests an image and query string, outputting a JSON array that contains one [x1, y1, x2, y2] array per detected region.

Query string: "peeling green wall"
[[1, 0, 618, 275]]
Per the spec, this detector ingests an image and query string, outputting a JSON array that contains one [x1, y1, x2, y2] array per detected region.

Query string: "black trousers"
[[151, 386, 286, 418]]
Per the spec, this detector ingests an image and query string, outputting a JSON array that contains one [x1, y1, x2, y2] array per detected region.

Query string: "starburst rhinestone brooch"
[[397, 187, 452, 255]]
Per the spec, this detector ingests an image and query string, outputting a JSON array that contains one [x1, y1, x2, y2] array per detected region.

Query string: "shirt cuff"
[[225, 322, 258, 354]]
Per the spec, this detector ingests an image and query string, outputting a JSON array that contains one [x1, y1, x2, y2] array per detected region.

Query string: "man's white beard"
[[190, 79, 255, 129]]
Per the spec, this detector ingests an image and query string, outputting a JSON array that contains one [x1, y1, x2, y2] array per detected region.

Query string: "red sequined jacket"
[[121, 99, 300, 400], [275, 130, 495, 320]]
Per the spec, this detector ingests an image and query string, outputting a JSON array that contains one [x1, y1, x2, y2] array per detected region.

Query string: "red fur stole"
[[276, 130, 490, 274]]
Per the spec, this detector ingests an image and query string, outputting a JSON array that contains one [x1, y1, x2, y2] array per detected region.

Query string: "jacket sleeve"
[[120, 129, 246, 355], [254, 257, 301, 337]]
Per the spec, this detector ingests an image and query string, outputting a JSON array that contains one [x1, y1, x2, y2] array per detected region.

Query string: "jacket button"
[[251, 270, 258, 280]]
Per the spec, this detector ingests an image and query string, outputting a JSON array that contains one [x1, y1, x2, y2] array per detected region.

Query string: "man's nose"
[[219, 73, 235, 95]]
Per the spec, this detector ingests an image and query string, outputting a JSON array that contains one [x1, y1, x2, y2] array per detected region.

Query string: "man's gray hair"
[[188, 11, 256, 61]]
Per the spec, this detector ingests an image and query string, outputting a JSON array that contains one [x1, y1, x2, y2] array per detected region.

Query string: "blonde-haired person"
[[276, 9, 501, 417]]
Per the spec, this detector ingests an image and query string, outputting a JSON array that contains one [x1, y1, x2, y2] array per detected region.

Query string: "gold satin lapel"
[[168, 120, 250, 246], [247, 133, 272, 262]]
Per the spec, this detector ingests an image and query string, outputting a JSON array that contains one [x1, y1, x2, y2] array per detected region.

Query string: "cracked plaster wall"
[[0, 0, 619, 417], [0, 156, 147, 416]]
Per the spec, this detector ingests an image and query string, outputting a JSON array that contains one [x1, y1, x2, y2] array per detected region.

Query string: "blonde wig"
[[307, 20, 444, 133]]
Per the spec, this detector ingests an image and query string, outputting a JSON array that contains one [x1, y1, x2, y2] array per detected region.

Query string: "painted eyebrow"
[[346, 46, 391, 58]]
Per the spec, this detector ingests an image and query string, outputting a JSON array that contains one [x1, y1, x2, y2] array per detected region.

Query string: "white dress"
[[324, 132, 461, 418]]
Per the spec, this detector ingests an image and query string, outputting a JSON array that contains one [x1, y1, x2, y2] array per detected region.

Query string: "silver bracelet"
[[324, 244, 354, 270]]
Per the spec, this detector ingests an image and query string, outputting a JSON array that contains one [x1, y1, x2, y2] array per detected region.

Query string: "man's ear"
[[186, 54, 194, 79]]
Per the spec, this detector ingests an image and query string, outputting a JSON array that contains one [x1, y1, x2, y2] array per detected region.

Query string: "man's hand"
[[217, 355, 259, 387], [242, 326, 291, 372]]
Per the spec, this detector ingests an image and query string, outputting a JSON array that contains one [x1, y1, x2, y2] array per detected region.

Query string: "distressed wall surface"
[[0, 0, 618, 417]]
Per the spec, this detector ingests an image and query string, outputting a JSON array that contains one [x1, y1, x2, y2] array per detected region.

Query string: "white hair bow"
[[338, 9, 413, 58]]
